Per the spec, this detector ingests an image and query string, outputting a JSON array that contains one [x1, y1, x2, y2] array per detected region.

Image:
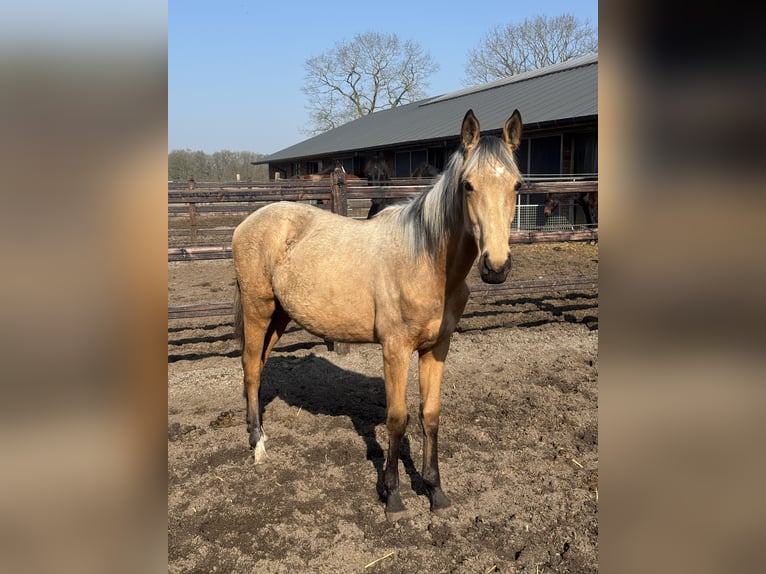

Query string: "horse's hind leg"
[[262, 301, 290, 363], [241, 298, 289, 463], [241, 309, 269, 461]]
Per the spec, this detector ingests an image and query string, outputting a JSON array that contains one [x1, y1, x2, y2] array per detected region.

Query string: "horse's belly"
[[273, 272, 377, 343], [282, 299, 375, 343]]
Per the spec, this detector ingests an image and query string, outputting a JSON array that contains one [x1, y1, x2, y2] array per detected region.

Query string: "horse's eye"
[[514, 181, 522, 191], [463, 181, 474, 193]]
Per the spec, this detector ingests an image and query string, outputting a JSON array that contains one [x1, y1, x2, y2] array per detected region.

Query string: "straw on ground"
[[364, 550, 395, 568]]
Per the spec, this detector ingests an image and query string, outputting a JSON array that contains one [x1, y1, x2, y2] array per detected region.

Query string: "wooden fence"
[[168, 170, 598, 327], [168, 173, 598, 251]]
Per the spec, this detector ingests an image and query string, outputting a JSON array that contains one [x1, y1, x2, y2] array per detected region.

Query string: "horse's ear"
[[503, 109, 522, 151], [461, 109, 481, 150]]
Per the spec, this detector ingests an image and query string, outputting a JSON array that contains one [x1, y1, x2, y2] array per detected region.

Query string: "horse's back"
[[236, 200, 323, 227], [234, 202, 337, 248], [232, 202, 324, 285]]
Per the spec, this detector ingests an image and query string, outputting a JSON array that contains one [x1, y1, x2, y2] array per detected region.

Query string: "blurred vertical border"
[[0, 2, 167, 573], [600, 1, 766, 573]]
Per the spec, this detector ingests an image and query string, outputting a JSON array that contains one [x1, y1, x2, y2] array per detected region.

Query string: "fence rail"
[[168, 175, 598, 247], [168, 179, 596, 205]]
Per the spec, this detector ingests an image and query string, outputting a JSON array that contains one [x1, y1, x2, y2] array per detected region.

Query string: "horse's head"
[[365, 156, 390, 184], [543, 196, 560, 217], [459, 109, 523, 284]]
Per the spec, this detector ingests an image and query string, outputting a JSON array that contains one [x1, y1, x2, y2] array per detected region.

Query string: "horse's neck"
[[440, 224, 478, 290]]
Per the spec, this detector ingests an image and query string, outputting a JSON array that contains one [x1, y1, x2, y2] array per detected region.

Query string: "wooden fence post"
[[187, 177, 198, 242], [188, 203, 198, 242], [327, 164, 350, 355], [329, 165, 348, 217]]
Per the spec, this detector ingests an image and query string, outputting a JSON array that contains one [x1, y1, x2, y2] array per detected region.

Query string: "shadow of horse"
[[257, 354, 424, 503]]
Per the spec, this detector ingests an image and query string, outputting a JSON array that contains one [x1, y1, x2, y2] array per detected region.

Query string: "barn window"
[[529, 135, 562, 177], [572, 132, 598, 175], [394, 150, 428, 177]]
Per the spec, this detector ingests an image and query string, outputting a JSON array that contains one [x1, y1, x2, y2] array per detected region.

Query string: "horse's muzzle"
[[478, 252, 512, 284]]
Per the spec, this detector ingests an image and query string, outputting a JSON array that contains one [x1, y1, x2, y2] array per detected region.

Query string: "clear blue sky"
[[169, 0, 598, 155]]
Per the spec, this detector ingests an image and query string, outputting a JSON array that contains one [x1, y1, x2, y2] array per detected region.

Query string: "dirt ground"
[[168, 242, 598, 573]]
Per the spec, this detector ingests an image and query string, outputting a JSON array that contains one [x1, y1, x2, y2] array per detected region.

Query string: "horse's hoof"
[[249, 429, 268, 450], [384, 495, 408, 521], [429, 490, 452, 517]]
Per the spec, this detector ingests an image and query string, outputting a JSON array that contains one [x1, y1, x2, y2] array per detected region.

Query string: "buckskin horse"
[[232, 109, 523, 519]]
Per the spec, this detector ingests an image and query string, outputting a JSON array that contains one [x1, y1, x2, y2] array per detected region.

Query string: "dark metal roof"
[[258, 54, 597, 164]]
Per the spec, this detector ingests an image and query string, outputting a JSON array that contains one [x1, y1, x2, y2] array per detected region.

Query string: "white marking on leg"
[[253, 438, 268, 463]]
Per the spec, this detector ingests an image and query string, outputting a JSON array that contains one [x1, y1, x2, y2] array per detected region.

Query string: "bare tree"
[[303, 32, 439, 135], [464, 14, 597, 85]]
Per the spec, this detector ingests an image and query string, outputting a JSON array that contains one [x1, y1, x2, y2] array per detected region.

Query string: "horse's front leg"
[[418, 338, 452, 515], [381, 343, 412, 520]]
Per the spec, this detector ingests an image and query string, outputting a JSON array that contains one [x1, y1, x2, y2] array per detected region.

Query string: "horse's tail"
[[233, 279, 244, 348]]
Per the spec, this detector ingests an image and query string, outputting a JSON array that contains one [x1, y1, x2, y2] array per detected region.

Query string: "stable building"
[[254, 54, 597, 183]]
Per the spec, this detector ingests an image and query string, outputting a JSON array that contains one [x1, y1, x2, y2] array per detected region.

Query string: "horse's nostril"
[[481, 252, 493, 271], [481, 252, 511, 273]]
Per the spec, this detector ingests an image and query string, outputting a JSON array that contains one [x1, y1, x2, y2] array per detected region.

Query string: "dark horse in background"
[[543, 191, 598, 227], [289, 161, 361, 206], [290, 161, 362, 182], [411, 162, 441, 179], [365, 159, 443, 219], [364, 155, 393, 219]]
